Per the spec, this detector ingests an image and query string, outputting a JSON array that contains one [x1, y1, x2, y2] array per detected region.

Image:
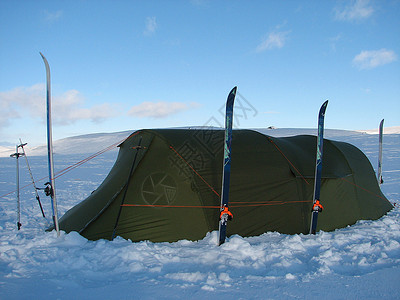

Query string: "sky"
[[0, 0, 399, 147]]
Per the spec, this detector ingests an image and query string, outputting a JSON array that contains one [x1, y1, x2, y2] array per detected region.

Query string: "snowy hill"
[[358, 126, 400, 135], [255, 127, 361, 137], [0, 146, 14, 157], [3, 130, 132, 157], [0, 128, 399, 299], [2, 127, 398, 158]]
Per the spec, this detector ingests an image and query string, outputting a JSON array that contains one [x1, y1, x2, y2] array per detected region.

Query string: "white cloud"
[[144, 17, 157, 36], [128, 101, 199, 118], [256, 30, 290, 52], [0, 84, 43, 128], [334, 0, 374, 21], [0, 84, 115, 128], [352, 49, 397, 69], [44, 10, 63, 23], [52, 90, 115, 125], [328, 34, 342, 52]]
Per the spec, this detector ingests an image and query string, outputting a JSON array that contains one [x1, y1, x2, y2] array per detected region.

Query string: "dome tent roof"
[[56, 128, 392, 242]]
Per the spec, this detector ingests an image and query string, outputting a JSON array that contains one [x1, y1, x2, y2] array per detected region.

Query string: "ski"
[[218, 86, 237, 245], [378, 119, 384, 186], [40, 52, 60, 236], [309, 100, 328, 235], [10, 144, 25, 230], [19, 139, 46, 218]]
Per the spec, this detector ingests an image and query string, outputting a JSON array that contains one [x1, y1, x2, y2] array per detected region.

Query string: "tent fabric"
[[57, 129, 393, 242]]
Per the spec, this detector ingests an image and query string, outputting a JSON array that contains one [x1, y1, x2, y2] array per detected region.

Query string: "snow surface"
[[359, 126, 400, 135], [0, 129, 399, 299], [1, 126, 399, 157]]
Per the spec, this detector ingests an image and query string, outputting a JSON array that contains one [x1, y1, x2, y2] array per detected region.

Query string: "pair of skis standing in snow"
[[216, 87, 326, 244], [217, 88, 384, 244]]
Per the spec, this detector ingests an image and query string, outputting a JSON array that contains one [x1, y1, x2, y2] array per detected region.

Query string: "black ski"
[[309, 100, 328, 235], [218, 86, 236, 245]]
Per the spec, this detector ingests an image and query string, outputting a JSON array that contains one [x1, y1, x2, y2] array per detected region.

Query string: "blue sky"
[[1, 0, 399, 146]]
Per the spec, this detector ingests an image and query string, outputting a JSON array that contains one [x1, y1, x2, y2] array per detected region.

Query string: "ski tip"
[[227, 87, 237, 104], [39, 52, 49, 64], [320, 100, 328, 113]]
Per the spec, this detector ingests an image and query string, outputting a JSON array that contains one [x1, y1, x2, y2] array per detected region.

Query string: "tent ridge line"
[[79, 135, 147, 236], [79, 186, 126, 234], [112, 136, 144, 240], [169, 145, 220, 198], [330, 140, 391, 205], [340, 177, 390, 202], [267, 137, 311, 185]]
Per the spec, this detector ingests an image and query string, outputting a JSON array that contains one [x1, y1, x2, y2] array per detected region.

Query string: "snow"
[[358, 126, 400, 135], [0, 146, 15, 158], [0, 129, 399, 299], [0, 131, 131, 157]]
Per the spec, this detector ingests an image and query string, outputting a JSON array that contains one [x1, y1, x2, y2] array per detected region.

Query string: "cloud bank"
[[43, 10, 63, 23], [334, 0, 374, 21], [128, 101, 199, 118], [0, 84, 115, 128], [144, 17, 157, 36], [353, 49, 397, 69], [256, 30, 290, 52]]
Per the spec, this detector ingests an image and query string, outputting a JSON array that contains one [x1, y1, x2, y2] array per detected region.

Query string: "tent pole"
[[378, 119, 384, 186], [111, 136, 143, 240]]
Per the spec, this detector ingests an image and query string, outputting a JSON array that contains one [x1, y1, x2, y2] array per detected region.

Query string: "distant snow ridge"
[[359, 126, 400, 135], [23, 131, 131, 157], [1, 127, 399, 157], [0, 146, 14, 157], [254, 128, 361, 138]]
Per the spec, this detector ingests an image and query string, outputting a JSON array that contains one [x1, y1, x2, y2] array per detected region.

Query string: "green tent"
[[57, 129, 392, 242]]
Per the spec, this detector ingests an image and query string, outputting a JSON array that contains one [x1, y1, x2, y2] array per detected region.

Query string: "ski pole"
[[19, 139, 46, 218], [10, 144, 25, 230]]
